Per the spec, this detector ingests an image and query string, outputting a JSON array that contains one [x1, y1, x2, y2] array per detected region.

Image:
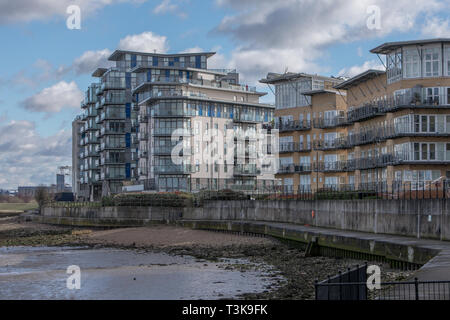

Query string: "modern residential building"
[[72, 116, 84, 198], [260, 72, 346, 192], [73, 50, 277, 199], [261, 38, 450, 193]]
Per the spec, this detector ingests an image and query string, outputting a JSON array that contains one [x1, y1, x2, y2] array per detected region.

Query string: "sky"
[[0, 0, 449, 190]]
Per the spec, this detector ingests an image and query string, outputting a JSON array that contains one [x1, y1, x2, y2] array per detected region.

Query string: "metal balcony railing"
[[275, 120, 311, 132], [313, 116, 348, 129], [278, 163, 312, 174], [279, 142, 312, 153]]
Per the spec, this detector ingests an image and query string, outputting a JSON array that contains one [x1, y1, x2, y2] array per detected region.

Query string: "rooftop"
[[302, 89, 342, 96], [260, 72, 345, 84], [370, 38, 450, 54], [108, 50, 216, 61], [333, 69, 385, 90]]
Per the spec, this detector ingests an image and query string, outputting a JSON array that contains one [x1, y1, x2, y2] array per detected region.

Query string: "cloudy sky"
[[0, 0, 449, 189]]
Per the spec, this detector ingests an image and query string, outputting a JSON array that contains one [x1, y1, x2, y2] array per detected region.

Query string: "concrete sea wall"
[[41, 199, 450, 240]]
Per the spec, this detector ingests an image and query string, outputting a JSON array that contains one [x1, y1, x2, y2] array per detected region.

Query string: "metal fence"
[[316, 263, 450, 300], [272, 180, 450, 200], [316, 276, 450, 300], [315, 264, 368, 300]]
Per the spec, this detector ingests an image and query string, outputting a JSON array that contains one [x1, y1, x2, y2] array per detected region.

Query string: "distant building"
[[56, 174, 65, 192], [18, 185, 56, 198]]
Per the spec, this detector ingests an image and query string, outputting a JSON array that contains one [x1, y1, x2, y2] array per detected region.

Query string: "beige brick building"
[[261, 38, 450, 193]]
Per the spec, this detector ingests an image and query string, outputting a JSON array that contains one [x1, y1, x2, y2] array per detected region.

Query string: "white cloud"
[[422, 17, 450, 37], [0, 0, 146, 24], [338, 60, 385, 78], [153, 0, 187, 18], [0, 120, 72, 189], [118, 31, 169, 53], [72, 49, 114, 75], [21, 81, 84, 114], [212, 0, 446, 83], [179, 46, 204, 54]]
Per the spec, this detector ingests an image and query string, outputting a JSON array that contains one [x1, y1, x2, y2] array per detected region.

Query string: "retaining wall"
[[41, 199, 450, 240]]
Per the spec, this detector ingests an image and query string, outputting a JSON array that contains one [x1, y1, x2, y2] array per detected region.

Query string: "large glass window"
[[404, 49, 420, 78], [423, 47, 440, 77], [445, 46, 450, 76]]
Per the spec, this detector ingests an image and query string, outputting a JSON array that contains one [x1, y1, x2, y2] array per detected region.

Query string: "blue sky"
[[0, 0, 449, 189]]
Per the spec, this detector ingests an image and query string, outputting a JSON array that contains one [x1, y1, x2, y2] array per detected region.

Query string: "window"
[[414, 143, 420, 160], [421, 143, 428, 160], [423, 47, 440, 77], [430, 144, 436, 160], [425, 87, 440, 105], [445, 46, 450, 76], [404, 49, 420, 78]]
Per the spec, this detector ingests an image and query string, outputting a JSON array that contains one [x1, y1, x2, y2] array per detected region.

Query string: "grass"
[[0, 202, 38, 214]]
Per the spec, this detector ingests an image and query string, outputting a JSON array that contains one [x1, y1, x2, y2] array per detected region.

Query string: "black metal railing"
[[317, 276, 450, 300], [315, 264, 367, 300], [275, 120, 311, 132], [313, 116, 348, 129]]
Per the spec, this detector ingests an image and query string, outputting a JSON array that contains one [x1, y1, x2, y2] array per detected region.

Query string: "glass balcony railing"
[[153, 146, 192, 155], [233, 164, 261, 176], [154, 164, 192, 174], [134, 76, 257, 93], [152, 127, 192, 136]]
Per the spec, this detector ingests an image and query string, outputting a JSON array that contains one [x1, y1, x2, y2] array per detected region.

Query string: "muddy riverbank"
[[0, 218, 414, 300]]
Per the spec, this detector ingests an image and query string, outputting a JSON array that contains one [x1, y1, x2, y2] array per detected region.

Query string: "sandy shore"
[[0, 217, 415, 300]]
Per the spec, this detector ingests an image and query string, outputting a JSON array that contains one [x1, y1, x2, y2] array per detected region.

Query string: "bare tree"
[[35, 187, 50, 214]]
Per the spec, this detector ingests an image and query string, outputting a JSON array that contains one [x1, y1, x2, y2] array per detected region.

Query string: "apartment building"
[[260, 72, 345, 192], [73, 50, 277, 199], [261, 38, 450, 192]]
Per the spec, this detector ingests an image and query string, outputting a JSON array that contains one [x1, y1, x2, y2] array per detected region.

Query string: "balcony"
[[313, 161, 352, 172], [153, 127, 192, 136], [133, 76, 257, 94], [139, 150, 148, 158], [233, 164, 261, 176], [314, 137, 350, 150], [275, 120, 311, 132], [99, 127, 126, 136], [154, 164, 192, 174], [154, 145, 192, 156], [152, 108, 197, 118], [101, 95, 127, 106], [101, 111, 125, 121], [279, 142, 311, 153], [100, 142, 126, 150], [138, 114, 148, 123], [138, 132, 149, 140], [346, 93, 450, 124], [100, 156, 126, 165], [100, 81, 126, 93], [313, 116, 348, 129], [278, 163, 312, 174]]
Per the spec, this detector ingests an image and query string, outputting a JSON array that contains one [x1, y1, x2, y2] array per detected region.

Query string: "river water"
[[0, 246, 280, 300]]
